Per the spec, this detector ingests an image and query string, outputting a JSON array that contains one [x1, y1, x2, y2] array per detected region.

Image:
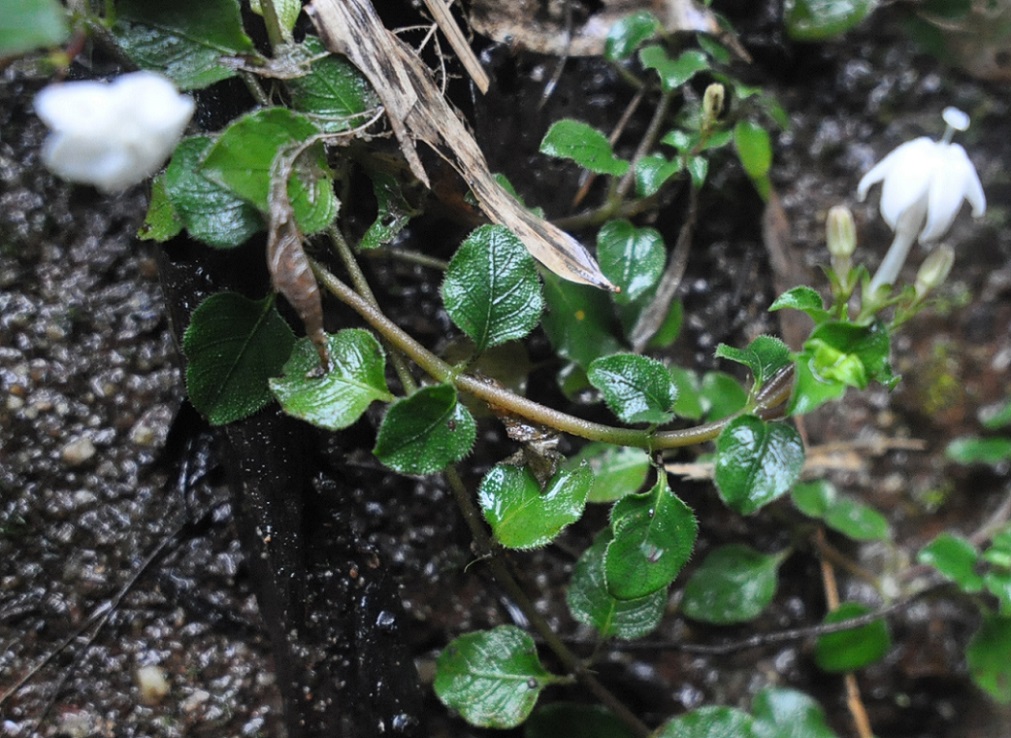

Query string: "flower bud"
[[915, 244, 955, 299], [703, 83, 725, 125], [826, 205, 857, 260]]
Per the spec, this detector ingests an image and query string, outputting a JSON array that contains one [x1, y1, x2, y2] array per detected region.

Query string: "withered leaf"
[[267, 146, 330, 369], [306, 0, 616, 291]]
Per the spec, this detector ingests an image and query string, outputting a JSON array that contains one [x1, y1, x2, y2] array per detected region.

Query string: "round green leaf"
[[681, 544, 783, 625], [752, 687, 838, 738], [656, 706, 757, 738], [442, 224, 544, 354], [639, 46, 710, 92], [138, 175, 183, 242], [113, 0, 255, 90], [478, 463, 592, 549], [588, 353, 678, 426], [787, 354, 848, 416], [715, 416, 805, 515], [604, 475, 698, 600], [734, 119, 773, 181], [967, 615, 1011, 703], [699, 371, 748, 421], [669, 366, 703, 420], [814, 602, 890, 672], [269, 329, 393, 431], [791, 479, 836, 519], [596, 220, 666, 305], [769, 285, 830, 324], [434, 626, 560, 729], [164, 136, 263, 248], [183, 292, 295, 425], [568, 443, 651, 503], [288, 36, 380, 133], [715, 335, 791, 393], [604, 10, 661, 61], [823, 497, 890, 541], [541, 272, 622, 369], [785, 0, 877, 41], [568, 532, 665, 639], [917, 533, 983, 593], [200, 108, 337, 234], [0, 0, 68, 56], [982, 399, 1011, 430], [540, 119, 630, 176], [946, 436, 1011, 466], [373, 384, 475, 474], [634, 153, 683, 198]]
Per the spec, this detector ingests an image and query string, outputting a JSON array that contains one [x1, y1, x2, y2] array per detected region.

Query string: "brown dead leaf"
[[268, 146, 329, 370], [307, 0, 616, 290], [469, 0, 722, 57]]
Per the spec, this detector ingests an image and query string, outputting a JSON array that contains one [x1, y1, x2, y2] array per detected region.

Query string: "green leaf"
[[769, 286, 830, 324], [201, 108, 337, 234], [985, 571, 1011, 615], [661, 368, 701, 422], [823, 497, 890, 541], [567, 532, 666, 639], [634, 154, 683, 197], [734, 120, 773, 180], [656, 706, 757, 738], [696, 35, 732, 65], [359, 170, 417, 250], [0, 0, 68, 56], [113, 0, 255, 90], [138, 175, 183, 242], [442, 224, 544, 354], [163, 136, 263, 248], [478, 463, 592, 549], [570, 443, 651, 503], [646, 299, 684, 351], [373, 384, 475, 474], [596, 220, 666, 305], [791, 479, 835, 518], [791, 479, 887, 539], [250, 0, 302, 38], [287, 36, 380, 133], [588, 353, 678, 425], [434, 626, 561, 729], [183, 292, 295, 425], [982, 399, 1011, 430], [715, 416, 805, 515], [752, 687, 839, 738], [605, 474, 698, 599], [526, 703, 637, 738], [785, 0, 877, 41], [787, 355, 848, 416], [269, 330, 393, 431], [540, 119, 630, 176], [542, 272, 622, 369], [681, 544, 782, 625], [946, 436, 1011, 466], [604, 11, 661, 61], [685, 155, 709, 189], [967, 616, 1011, 703], [715, 335, 791, 394], [639, 46, 710, 93], [917, 533, 983, 593], [700, 371, 748, 421], [814, 602, 890, 672]]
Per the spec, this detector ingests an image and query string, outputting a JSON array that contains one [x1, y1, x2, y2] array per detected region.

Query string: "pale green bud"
[[703, 83, 725, 125], [915, 244, 955, 299], [826, 205, 857, 260]]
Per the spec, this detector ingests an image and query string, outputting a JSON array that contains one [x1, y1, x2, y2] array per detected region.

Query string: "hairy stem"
[[311, 260, 761, 449]]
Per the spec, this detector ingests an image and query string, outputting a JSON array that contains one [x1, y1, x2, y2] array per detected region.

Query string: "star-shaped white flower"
[[35, 71, 194, 193], [858, 107, 986, 293]]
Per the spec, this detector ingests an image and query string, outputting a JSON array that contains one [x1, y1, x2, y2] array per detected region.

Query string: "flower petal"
[[876, 137, 936, 232], [920, 144, 985, 242]]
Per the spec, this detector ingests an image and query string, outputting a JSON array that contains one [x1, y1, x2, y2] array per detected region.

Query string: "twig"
[[570, 87, 646, 209], [310, 259, 783, 450], [419, 0, 489, 93]]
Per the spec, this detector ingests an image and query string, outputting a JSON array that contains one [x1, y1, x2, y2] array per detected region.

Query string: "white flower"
[[34, 71, 194, 193], [857, 107, 985, 294]]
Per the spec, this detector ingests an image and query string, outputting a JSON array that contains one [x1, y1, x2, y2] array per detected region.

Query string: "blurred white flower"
[[857, 107, 985, 293], [34, 71, 194, 193]]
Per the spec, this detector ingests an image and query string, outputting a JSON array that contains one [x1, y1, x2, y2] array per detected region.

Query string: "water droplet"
[[376, 610, 396, 630], [526, 678, 539, 689], [392, 713, 418, 732], [641, 542, 664, 563]]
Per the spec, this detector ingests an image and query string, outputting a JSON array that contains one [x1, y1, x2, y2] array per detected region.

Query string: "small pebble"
[[61, 437, 96, 466], [136, 664, 170, 705]]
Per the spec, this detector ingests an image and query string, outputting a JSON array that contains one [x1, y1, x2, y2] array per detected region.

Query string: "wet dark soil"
[[3, 4, 1011, 738]]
